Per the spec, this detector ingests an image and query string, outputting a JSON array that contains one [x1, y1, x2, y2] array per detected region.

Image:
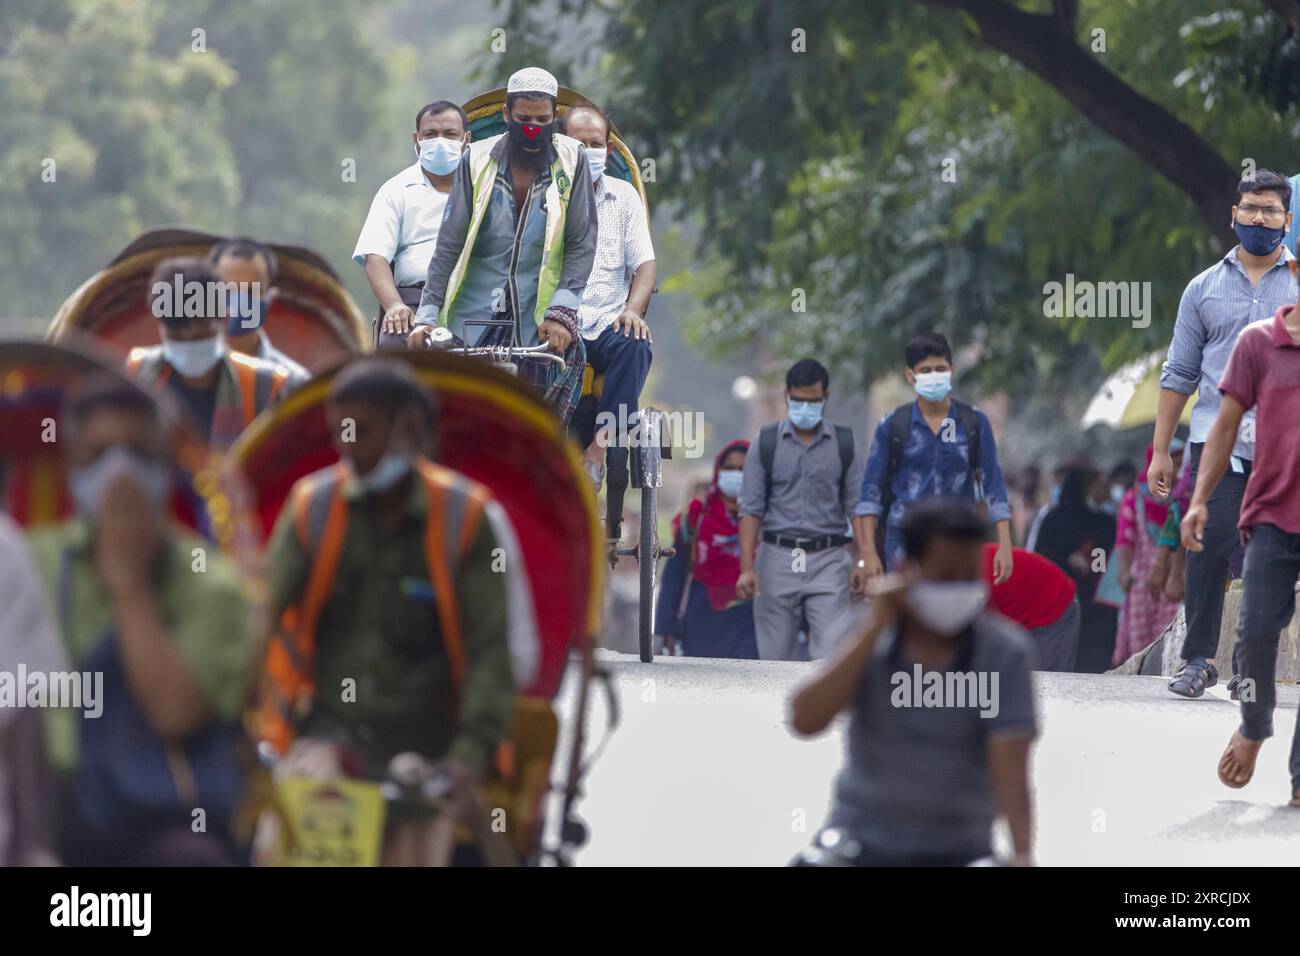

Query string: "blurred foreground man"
[[255, 359, 514, 865], [0, 501, 65, 865], [790, 498, 1037, 866], [127, 257, 291, 451], [28, 375, 253, 865]]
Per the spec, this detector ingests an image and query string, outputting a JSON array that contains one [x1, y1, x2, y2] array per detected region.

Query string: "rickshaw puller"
[[407, 67, 596, 367]]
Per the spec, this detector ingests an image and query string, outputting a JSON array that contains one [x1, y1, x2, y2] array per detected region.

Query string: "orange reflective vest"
[[124, 348, 288, 448], [255, 458, 491, 756]]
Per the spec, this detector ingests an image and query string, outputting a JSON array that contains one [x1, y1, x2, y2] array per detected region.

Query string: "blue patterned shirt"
[[855, 402, 1012, 569]]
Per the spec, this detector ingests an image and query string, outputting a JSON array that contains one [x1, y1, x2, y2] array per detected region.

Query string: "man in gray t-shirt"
[[790, 497, 1038, 866]]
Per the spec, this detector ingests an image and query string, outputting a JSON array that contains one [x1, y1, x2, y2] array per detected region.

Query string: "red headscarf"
[[679, 440, 750, 611]]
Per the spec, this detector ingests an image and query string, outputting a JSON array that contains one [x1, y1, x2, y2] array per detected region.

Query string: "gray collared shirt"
[[737, 419, 864, 538], [1160, 244, 1297, 459]]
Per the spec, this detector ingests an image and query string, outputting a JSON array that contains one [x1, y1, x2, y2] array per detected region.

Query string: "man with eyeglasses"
[[1287, 172, 1300, 257], [1149, 169, 1298, 699]]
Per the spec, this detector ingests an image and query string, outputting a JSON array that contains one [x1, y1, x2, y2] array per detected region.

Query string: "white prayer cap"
[[507, 67, 559, 98]]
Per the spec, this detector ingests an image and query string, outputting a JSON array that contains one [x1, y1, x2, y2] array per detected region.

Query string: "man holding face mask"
[[354, 101, 470, 350], [126, 257, 291, 452], [790, 497, 1036, 867], [408, 67, 596, 359], [26, 374, 253, 865], [736, 358, 864, 661]]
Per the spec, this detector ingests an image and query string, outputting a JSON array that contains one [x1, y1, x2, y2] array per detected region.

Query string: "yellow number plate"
[[269, 777, 387, 867]]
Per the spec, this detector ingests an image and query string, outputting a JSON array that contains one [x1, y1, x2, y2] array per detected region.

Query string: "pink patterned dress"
[[1111, 486, 1181, 666]]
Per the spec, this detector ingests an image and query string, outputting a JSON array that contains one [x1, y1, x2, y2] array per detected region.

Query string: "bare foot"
[[1217, 729, 1263, 788]]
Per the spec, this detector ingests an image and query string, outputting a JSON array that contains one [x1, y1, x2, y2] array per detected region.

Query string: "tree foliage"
[[492, 0, 1300, 407]]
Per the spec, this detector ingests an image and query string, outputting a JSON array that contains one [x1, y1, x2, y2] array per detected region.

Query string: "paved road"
[[550, 652, 1300, 865]]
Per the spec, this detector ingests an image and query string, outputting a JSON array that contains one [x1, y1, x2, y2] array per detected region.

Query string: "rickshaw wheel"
[[638, 480, 657, 663]]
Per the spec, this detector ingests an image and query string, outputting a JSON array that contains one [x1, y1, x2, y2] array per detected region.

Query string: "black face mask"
[[507, 118, 554, 157]]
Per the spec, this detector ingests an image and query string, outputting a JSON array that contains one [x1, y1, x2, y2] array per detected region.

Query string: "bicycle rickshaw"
[[0, 340, 259, 559], [47, 227, 372, 372], [436, 85, 671, 663], [226, 350, 614, 865]]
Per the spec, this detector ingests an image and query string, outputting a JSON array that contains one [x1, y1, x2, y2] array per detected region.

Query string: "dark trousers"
[[1235, 524, 1300, 790], [584, 324, 652, 447], [1181, 442, 1250, 663], [1030, 597, 1081, 672], [375, 285, 425, 351]]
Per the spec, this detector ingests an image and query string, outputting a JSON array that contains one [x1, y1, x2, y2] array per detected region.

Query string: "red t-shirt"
[[982, 543, 1076, 629], [1218, 306, 1300, 535]]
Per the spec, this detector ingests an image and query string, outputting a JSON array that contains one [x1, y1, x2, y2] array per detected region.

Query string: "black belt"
[[762, 532, 850, 553], [395, 284, 425, 308]]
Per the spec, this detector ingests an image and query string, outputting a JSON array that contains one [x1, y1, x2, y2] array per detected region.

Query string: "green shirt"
[[264, 470, 513, 778], [27, 519, 254, 773]]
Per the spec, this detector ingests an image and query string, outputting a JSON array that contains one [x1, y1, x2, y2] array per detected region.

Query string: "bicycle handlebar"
[[446, 343, 567, 368]]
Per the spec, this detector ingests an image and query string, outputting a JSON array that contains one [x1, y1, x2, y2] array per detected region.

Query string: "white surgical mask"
[[416, 136, 463, 176], [584, 146, 607, 182], [716, 469, 744, 499], [162, 333, 224, 378], [69, 446, 171, 519], [913, 370, 953, 402], [353, 453, 412, 496], [906, 581, 987, 636]]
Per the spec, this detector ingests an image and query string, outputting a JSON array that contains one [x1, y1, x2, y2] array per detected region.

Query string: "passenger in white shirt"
[[558, 106, 656, 492], [354, 100, 470, 349]]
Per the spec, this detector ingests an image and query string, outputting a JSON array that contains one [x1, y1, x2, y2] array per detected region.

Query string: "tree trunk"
[[923, 0, 1239, 247]]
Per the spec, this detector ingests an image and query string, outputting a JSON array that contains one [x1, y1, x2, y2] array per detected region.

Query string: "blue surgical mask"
[[416, 136, 463, 175], [162, 333, 224, 378], [716, 469, 744, 499], [354, 453, 412, 496], [69, 446, 171, 520], [913, 370, 952, 402], [584, 146, 607, 182], [226, 290, 272, 336], [787, 400, 824, 430], [1233, 219, 1286, 257]]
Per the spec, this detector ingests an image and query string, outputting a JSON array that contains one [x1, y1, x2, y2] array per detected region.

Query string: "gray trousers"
[[1029, 596, 1080, 672], [754, 541, 856, 660]]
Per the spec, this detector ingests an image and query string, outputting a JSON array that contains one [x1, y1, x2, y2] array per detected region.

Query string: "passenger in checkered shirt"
[[558, 106, 657, 491]]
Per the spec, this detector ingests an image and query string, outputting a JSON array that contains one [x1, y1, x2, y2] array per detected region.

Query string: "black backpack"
[[758, 422, 855, 513], [875, 400, 985, 551]]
